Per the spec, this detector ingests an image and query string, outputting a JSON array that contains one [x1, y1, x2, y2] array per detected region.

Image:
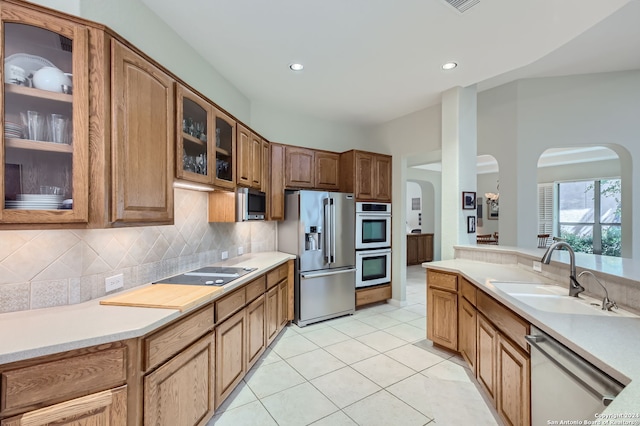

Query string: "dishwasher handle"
[[526, 334, 623, 406]]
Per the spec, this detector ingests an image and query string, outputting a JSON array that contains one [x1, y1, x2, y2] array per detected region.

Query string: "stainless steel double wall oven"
[[355, 202, 392, 288]]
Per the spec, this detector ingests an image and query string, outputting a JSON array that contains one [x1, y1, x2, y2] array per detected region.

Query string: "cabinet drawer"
[[266, 263, 288, 289], [460, 278, 477, 306], [245, 275, 266, 303], [477, 291, 529, 352], [144, 305, 214, 371], [1, 347, 126, 414], [427, 270, 457, 291], [216, 287, 246, 323]]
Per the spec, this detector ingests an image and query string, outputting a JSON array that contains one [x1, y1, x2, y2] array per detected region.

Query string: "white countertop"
[[424, 258, 640, 417], [0, 252, 295, 365]]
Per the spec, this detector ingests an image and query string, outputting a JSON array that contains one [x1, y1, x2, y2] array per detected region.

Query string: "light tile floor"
[[209, 265, 501, 426]]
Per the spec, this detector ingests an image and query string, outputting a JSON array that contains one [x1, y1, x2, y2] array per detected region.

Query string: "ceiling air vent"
[[442, 0, 480, 13]]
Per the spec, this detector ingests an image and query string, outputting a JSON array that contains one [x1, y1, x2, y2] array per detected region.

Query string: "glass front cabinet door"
[[213, 108, 236, 190], [176, 84, 214, 185], [1, 3, 89, 224]]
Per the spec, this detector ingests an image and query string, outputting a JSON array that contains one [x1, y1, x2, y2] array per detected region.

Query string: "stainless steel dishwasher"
[[526, 326, 625, 426]]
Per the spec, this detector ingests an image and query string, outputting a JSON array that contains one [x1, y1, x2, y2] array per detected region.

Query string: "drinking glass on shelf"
[[21, 110, 45, 141], [49, 114, 69, 144]]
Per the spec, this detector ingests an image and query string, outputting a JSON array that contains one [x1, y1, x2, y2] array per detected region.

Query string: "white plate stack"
[[5, 194, 63, 210], [4, 121, 23, 139]]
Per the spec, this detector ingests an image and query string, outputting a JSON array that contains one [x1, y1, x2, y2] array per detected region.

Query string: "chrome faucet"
[[540, 241, 585, 297], [578, 270, 618, 311]]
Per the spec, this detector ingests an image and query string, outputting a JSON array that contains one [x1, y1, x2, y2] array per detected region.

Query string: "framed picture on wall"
[[462, 191, 476, 210], [467, 215, 476, 233], [488, 201, 499, 220]]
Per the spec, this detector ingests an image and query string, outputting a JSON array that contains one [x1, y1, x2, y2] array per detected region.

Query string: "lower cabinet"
[[144, 334, 214, 425], [476, 313, 498, 404], [497, 334, 531, 426], [1, 386, 127, 426], [427, 287, 458, 350], [458, 297, 477, 375], [265, 284, 279, 346], [246, 294, 267, 370], [278, 279, 288, 329], [215, 309, 246, 409], [427, 269, 531, 426]]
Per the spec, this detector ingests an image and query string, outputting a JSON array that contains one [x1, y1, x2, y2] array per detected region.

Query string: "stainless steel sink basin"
[[490, 281, 638, 318]]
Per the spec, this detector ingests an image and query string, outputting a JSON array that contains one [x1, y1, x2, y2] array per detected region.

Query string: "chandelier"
[[485, 181, 499, 208]]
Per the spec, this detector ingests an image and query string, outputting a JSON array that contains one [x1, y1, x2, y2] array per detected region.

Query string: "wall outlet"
[[533, 261, 542, 272], [221, 251, 229, 260], [105, 274, 124, 292], [238, 246, 244, 255]]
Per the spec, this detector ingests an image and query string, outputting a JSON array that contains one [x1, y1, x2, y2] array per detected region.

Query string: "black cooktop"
[[154, 266, 257, 286]]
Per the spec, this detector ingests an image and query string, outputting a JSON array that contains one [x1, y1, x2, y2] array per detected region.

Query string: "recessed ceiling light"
[[289, 63, 304, 71], [442, 61, 458, 70]]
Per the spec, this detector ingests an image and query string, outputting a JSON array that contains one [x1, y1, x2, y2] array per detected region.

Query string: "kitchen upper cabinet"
[[236, 123, 263, 189], [314, 151, 340, 190], [1, 386, 127, 426], [1, 2, 89, 225], [176, 84, 214, 185], [213, 108, 236, 190], [269, 143, 285, 220], [340, 150, 392, 201], [285, 146, 314, 188], [144, 334, 214, 426], [111, 40, 174, 224]]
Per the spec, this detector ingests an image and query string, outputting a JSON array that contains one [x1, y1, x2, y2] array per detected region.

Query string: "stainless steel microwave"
[[236, 188, 266, 221]]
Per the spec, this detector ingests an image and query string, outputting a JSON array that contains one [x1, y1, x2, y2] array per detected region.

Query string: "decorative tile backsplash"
[[0, 188, 276, 313]]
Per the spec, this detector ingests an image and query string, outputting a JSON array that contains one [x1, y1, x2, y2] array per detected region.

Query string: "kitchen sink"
[[490, 281, 639, 318]]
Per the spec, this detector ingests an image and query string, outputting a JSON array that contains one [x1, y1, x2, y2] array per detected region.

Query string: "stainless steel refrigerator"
[[278, 190, 356, 327]]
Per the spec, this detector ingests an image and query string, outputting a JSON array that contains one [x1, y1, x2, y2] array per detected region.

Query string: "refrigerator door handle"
[[331, 201, 337, 264], [301, 268, 356, 279], [324, 200, 332, 264]]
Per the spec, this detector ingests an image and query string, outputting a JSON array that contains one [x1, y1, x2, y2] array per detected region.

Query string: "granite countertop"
[[0, 251, 295, 365], [423, 258, 640, 418]]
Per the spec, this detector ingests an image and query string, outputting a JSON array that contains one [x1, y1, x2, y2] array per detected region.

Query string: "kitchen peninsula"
[[424, 245, 640, 425]]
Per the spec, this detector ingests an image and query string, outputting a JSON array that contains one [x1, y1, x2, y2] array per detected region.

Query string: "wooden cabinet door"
[[246, 295, 266, 371], [176, 84, 215, 185], [373, 154, 391, 201], [458, 297, 477, 374], [354, 151, 374, 199], [427, 288, 457, 350], [1, 4, 90, 225], [285, 146, 314, 188], [145, 334, 214, 426], [236, 123, 251, 187], [416, 234, 427, 263], [265, 285, 279, 346], [213, 109, 236, 189], [497, 335, 530, 426], [278, 279, 288, 329], [269, 143, 285, 220], [261, 140, 270, 194], [215, 309, 246, 408], [406, 235, 418, 265], [315, 151, 340, 190], [424, 234, 434, 262], [111, 40, 174, 224], [251, 133, 262, 189], [1, 386, 127, 426], [477, 314, 497, 404]]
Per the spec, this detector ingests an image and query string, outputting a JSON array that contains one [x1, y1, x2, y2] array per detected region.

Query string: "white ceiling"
[[140, 0, 640, 125]]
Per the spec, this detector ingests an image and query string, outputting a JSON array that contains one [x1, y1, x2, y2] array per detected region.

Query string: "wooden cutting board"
[[100, 284, 223, 311]]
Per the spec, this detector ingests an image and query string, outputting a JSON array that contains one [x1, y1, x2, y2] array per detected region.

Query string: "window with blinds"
[[538, 183, 554, 236]]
